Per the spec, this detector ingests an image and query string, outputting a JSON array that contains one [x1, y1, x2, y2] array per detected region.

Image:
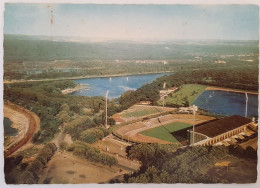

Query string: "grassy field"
[[121, 107, 162, 118], [159, 84, 206, 106], [140, 122, 192, 143]]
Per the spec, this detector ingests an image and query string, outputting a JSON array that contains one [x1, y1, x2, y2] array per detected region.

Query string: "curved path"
[[4, 102, 40, 158]]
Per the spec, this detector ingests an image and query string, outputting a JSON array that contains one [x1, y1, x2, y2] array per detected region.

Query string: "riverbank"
[[61, 84, 90, 94], [205, 86, 258, 95], [4, 71, 173, 84]]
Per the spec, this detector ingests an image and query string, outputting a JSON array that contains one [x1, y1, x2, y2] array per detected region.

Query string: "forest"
[[4, 80, 119, 144], [120, 144, 257, 183]]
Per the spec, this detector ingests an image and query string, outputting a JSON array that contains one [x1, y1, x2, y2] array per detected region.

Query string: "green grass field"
[[140, 122, 192, 143], [121, 107, 162, 118], [159, 84, 206, 107]]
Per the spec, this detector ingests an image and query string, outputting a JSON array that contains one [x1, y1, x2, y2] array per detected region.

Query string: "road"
[[53, 125, 66, 148]]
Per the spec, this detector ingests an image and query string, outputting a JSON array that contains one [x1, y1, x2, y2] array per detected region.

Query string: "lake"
[[193, 90, 258, 118], [4, 117, 18, 136], [71, 73, 168, 98]]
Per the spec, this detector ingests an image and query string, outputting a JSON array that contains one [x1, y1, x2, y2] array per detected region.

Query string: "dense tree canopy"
[[126, 144, 257, 183]]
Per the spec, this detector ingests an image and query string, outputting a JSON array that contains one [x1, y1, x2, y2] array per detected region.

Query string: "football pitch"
[[121, 107, 162, 118], [140, 122, 192, 143]]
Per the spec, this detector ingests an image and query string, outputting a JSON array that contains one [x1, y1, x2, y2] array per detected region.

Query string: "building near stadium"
[[191, 115, 256, 146]]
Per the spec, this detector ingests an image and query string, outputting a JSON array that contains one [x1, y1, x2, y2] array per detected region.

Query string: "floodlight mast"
[[245, 92, 248, 117], [163, 82, 166, 108], [105, 90, 109, 129], [192, 105, 198, 146], [163, 96, 165, 108]]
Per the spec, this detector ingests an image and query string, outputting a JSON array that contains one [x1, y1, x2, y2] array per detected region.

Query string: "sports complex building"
[[191, 115, 257, 146]]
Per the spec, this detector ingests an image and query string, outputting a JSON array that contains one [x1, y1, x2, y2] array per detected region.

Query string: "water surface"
[[72, 73, 168, 98], [193, 90, 258, 118], [4, 117, 18, 136]]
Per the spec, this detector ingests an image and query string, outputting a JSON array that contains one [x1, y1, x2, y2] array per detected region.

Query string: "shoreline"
[[205, 86, 258, 95], [61, 84, 91, 95], [4, 71, 173, 84]]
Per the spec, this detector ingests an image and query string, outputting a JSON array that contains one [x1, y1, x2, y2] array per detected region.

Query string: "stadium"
[[112, 105, 258, 147]]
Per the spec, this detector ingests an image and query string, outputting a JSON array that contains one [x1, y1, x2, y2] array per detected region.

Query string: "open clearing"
[[159, 84, 206, 106], [38, 151, 127, 184], [140, 122, 192, 143], [92, 136, 131, 158]]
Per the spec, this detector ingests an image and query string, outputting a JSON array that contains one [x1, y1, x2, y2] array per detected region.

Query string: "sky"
[[4, 4, 259, 40]]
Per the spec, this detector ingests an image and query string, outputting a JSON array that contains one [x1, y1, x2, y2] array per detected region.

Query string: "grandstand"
[[115, 122, 146, 136], [191, 115, 257, 146]]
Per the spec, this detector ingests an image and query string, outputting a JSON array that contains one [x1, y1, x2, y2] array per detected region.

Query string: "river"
[[71, 73, 168, 98]]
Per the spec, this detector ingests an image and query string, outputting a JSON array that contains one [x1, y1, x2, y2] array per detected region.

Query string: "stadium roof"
[[194, 115, 252, 138]]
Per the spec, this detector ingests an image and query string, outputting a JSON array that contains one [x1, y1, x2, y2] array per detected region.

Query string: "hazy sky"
[[4, 4, 259, 40]]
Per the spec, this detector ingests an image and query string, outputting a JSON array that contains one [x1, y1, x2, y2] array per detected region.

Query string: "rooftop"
[[194, 115, 252, 138]]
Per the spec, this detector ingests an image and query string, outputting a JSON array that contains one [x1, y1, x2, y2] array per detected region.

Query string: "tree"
[[57, 112, 70, 123], [245, 146, 257, 159], [80, 131, 98, 143], [182, 96, 189, 107], [59, 141, 68, 151], [80, 128, 106, 143], [38, 147, 53, 161], [129, 144, 156, 168], [29, 159, 43, 175], [46, 143, 57, 153], [93, 116, 102, 125], [18, 171, 35, 184], [36, 155, 48, 165], [60, 103, 69, 112], [20, 163, 28, 170]]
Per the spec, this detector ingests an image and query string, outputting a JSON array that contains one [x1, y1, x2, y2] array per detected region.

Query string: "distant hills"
[[4, 34, 258, 61]]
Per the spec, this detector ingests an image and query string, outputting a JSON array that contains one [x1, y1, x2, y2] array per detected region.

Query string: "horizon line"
[[4, 33, 259, 42]]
